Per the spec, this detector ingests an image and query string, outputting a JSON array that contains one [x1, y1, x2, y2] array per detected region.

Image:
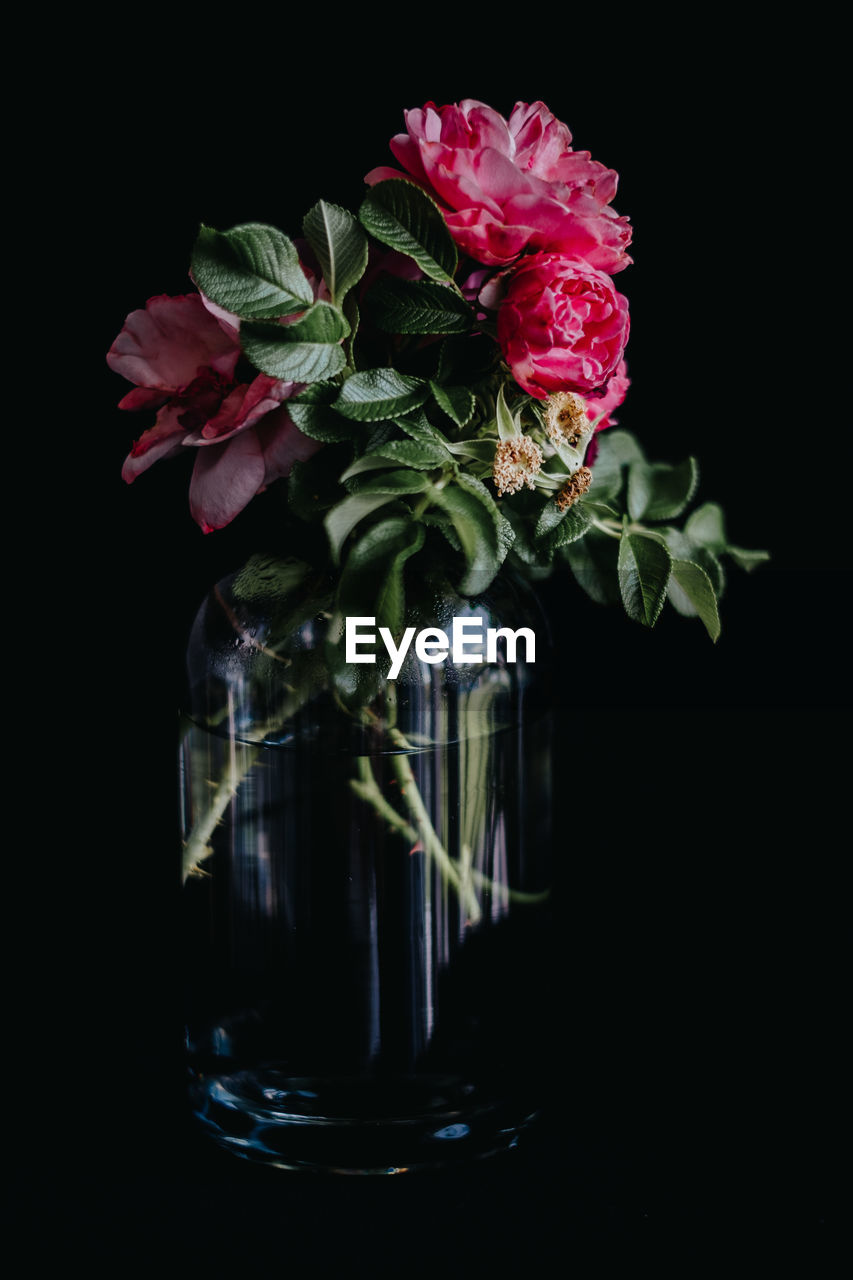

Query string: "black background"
[[26, 13, 846, 1267]]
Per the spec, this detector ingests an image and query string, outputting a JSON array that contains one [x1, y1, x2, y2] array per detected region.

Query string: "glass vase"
[[180, 564, 554, 1173]]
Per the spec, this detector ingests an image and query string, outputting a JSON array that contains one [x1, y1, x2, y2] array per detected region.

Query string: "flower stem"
[[182, 738, 259, 882]]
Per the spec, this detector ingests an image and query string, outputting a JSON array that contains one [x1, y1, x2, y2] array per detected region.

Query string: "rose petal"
[[188, 429, 266, 532], [256, 408, 323, 487], [107, 294, 239, 392]]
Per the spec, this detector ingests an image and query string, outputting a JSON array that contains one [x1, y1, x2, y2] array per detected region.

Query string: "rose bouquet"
[[109, 97, 765, 642], [108, 98, 767, 1173]]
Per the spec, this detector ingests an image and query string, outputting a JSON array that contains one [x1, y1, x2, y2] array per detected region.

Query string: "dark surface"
[[28, 20, 844, 1266]]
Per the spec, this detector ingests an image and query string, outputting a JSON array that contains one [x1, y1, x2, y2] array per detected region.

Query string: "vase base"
[[189, 1068, 539, 1174]]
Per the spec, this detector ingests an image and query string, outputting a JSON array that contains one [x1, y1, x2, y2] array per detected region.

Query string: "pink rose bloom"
[[108, 294, 319, 532], [365, 98, 631, 272], [585, 359, 630, 432], [497, 253, 630, 401]]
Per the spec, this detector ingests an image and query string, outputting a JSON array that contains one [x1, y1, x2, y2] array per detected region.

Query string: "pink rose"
[[497, 253, 630, 400], [108, 294, 319, 532], [365, 99, 631, 272], [585, 359, 630, 432]]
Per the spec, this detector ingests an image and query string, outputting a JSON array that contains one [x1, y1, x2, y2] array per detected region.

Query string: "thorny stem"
[[182, 736, 259, 882]]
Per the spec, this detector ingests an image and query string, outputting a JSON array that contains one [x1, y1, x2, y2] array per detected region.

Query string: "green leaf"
[[430, 472, 505, 594], [627, 457, 699, 522], [392, 409, 451, 445], [241, 303, 348, 381], [345, 469, 431, 497], [359, 179, 458, 283], [495, 383, 519, 441], [337, 517, 425, 635], [191, 223, 313, 319], [302, 200, 368, 308], [655, 526, 726, 596], [367, 278, 473, 334], [668, 559, 721, 641], [588, 428, 645, 499], [564, 531, 621, 606], [618, 529, 672, 627], [535, 500, 593, 550], [429, 381, 476, 428], [684, 501, 727, 552], [288, 384, 354, 442], [725, 545, 771, 572], [341, 438, 450, 478], [324, 492, 402, 562], [333, 369, 428, 421], [445, 438, 499, 465]]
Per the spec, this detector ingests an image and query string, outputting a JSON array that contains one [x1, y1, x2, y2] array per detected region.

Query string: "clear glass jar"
[[180, 564, 553, 1172]]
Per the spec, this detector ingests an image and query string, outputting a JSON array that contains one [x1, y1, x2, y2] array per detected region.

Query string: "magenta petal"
[[201, 376, 294, 441], [121, 406, 187, 482], [256, 409, 322, 487], [117, 386, 171, 412], [107, 294, 239, 392], [188, 430, 266, 532]]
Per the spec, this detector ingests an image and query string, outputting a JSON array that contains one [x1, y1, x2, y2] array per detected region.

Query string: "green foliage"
[[177, 195, 768, 659], [359, 179, 458, 282], [367, 278, 473, 334], [618, 528, 672, 628], [191, 223, 313, 319], [333, 370, 429, 421], [241, 304, 349, 381], [302, 201, 368, 308]]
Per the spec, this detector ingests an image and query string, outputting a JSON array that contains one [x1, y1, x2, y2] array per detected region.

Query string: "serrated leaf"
[[337, 516, 425, 635], [342, 439, 450, 478], [392, 409, 451, 445], [367, 277, 473, 334], [618, 530, 672, 627], [535, 501, 593, 550], [241, 304, 348, 382], [628, 457, 699, 522], [302, 200, 368, 308], [429, 381, 476, 427], [288, 383, 354, 442], [333, 369, 428, 421], [359, 179, 458, 283], [684, 501, 727, 551], [191, 223, 313, 319], [668, 558, 721, 641]]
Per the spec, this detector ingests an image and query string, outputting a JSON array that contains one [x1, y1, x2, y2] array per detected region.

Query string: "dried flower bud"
[[555, 466, 593, 511], [544, 391, 590, 447], [492, 437, 543, 496]]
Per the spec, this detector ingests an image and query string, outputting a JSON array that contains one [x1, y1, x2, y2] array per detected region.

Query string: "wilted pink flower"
[[365, 99, 631, 272], [497, 253, 630, 401], [108, 294, 319, 532]]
